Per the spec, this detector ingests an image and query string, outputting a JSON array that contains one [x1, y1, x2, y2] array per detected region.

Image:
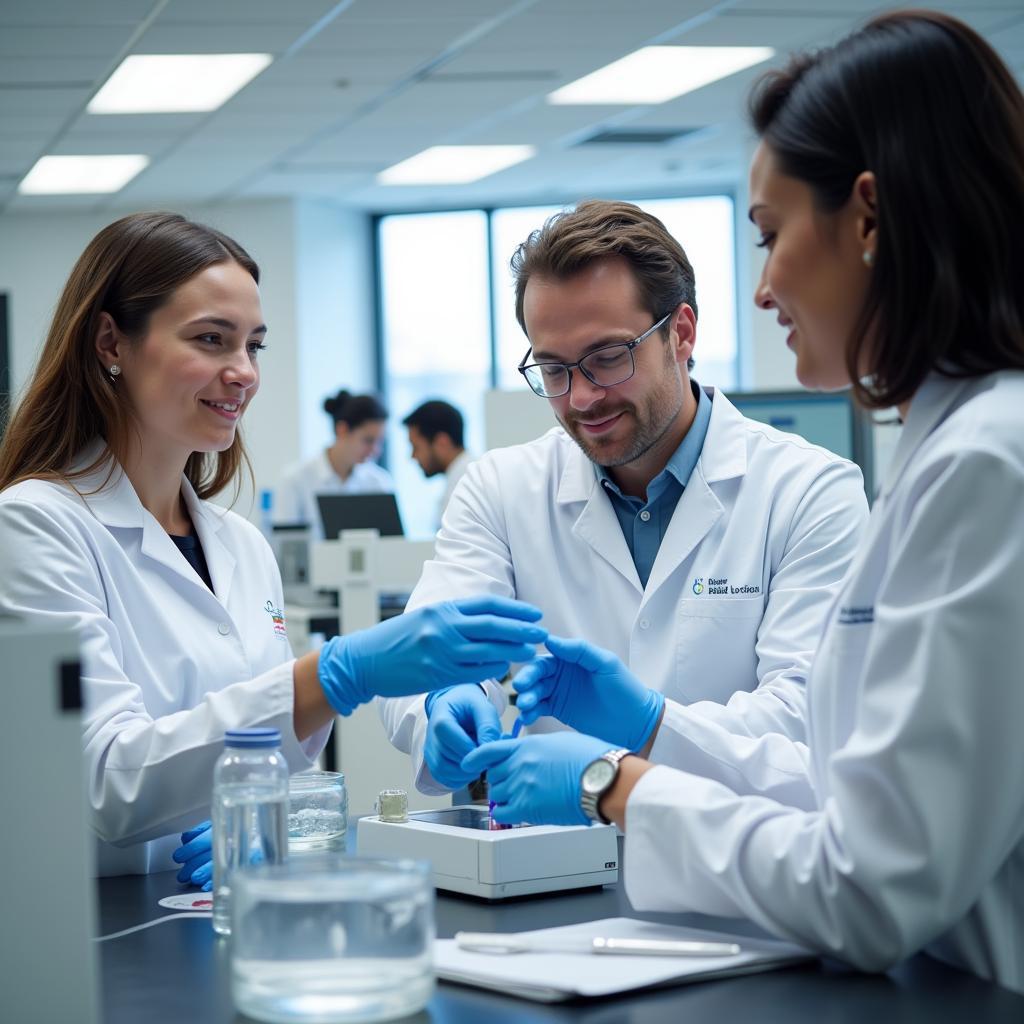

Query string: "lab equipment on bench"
[[230, 856, 434, 1024], [356, 804, 619, 900], [377, 787, 409, 823], [311, 529, 433, 634], [270, 523, 317, 605], [287, 770, 347, 854], [212, 728, 289, 936]]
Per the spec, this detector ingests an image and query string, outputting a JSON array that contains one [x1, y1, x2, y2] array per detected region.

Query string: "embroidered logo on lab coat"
[[265, 600, 288, 639], [838, 605, 874, 625], [693, 576, 761, 596]]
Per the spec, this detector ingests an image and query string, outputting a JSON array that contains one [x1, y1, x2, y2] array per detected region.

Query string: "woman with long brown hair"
[[0, 211, 545, 880], [466, 10, 1024, 990]]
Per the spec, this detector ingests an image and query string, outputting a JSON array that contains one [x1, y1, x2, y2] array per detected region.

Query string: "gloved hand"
[[513, 635, 664, 751], [424, 684, 503, 789], [318, 596, 546, 716], [461, 732, 617, 826], [172, 820, 213, 890]]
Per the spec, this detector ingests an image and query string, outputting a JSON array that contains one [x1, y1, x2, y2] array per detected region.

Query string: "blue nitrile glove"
[[424, 684, 503, 789], [513, 635, 664, 751], [461, 732, 617, 826], [317, 596, 546, 716], [172, 820, 213, 891]]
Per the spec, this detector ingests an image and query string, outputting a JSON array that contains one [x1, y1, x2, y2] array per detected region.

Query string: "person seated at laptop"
[[276, 389, 394, 538]]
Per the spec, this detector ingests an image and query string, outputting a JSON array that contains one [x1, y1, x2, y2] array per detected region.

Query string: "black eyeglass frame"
[[517, 310, 675, 398]]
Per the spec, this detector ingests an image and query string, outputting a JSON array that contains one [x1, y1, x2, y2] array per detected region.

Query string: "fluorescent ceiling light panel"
[[88, 54, 272, 113], [548, 46, 775, 105], [18, 155, 150, 194], [378, 145, 536, 185]]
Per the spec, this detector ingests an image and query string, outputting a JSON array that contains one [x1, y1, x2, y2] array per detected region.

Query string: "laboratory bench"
[[96, 831, 1024, 1024]]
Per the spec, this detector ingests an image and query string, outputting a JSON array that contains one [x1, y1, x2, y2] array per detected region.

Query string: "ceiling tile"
[[0, 25, 136, 58], [0, 1, 155, 26]]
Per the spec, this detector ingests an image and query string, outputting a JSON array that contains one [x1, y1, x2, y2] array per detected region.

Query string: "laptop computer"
[[317, 492, 404, 540]]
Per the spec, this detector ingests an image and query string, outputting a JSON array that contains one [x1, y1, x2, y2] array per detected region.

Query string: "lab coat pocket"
[[674, 597, 764, 703]]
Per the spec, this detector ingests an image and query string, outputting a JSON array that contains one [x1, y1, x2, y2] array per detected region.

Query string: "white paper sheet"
[[435, 917, 812, 1002]]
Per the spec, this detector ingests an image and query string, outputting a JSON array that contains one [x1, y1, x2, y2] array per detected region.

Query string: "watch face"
[[582, 757, 616, 795]]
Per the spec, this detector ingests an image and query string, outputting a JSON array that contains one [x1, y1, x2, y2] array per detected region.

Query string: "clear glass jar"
[[211, 728, 289, 936], [288, 770, 348, 854], [231, 856, 434, 1023]]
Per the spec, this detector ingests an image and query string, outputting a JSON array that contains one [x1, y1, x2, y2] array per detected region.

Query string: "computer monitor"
[[317, 493, 404, 540], [726, 389, 874, 497]]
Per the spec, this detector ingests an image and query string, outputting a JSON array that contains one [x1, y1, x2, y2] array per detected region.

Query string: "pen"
[[454, 931, 742, 958]]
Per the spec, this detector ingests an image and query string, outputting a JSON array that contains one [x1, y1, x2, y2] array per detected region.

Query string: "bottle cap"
[[225, 728, 281, 748], [378, 788, 408, 823]]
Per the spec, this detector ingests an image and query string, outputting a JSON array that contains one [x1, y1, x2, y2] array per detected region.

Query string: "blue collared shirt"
[[596, 384, 713, 589]]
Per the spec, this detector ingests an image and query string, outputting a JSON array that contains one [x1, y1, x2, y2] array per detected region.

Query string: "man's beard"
[[559, 386, 683, 469]]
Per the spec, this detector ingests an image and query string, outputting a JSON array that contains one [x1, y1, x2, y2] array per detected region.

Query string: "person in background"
[[465, 10, 1024, 992], [275, 389, 394, 538], [0, 212, 547, 881], [402, 399, 473, 528]]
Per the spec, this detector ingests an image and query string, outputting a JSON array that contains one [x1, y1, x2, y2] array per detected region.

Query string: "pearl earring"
[[862, 250, 874, 267], [108, 364, 121, 378]]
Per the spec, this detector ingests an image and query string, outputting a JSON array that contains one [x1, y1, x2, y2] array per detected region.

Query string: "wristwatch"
[[580, 748, 631, 824]]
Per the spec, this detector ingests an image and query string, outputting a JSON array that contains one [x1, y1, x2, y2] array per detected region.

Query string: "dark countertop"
[[96, 836, 1024, 1024]]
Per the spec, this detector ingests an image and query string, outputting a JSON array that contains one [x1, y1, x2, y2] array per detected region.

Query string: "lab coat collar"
[[554, 432, 641, 589], [65, 439, 148, 528], [878, 373, 978, 499], [698, 388, 749, 484], [67, 439, 235, 600], [182, 483, 236, 602]]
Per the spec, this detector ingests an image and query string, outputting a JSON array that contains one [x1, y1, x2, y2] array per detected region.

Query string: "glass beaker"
[[231, 856, 434, 1023], [288, 770, 348, 854]]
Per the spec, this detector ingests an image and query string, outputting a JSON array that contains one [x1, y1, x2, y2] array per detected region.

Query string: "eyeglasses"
[[517, 311, 674, 398]]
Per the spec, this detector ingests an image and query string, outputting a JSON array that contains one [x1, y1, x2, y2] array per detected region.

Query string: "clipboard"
[[435, 917, 812, 1002]]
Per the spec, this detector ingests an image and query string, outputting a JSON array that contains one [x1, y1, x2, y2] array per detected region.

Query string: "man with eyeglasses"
[[380, 199, 868, 803]]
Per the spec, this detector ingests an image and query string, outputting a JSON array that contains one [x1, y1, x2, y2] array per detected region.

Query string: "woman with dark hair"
[[465, 11, 1024, 989], [0, 212, 546, 879], [274, 388, 394, 537]]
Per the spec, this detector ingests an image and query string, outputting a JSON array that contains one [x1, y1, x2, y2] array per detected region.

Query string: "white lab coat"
[[0, 442, 330, 876], [274, 450, 395, 539], [624, 372, 1024, 993], [379, 388, 869, 793]]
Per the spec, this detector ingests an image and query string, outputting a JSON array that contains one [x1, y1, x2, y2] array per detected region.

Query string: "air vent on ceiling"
[[576, 127, 702, 146]]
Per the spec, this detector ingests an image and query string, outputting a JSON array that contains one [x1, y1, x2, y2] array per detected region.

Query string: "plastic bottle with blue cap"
[[211, 728, 289, 936]]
